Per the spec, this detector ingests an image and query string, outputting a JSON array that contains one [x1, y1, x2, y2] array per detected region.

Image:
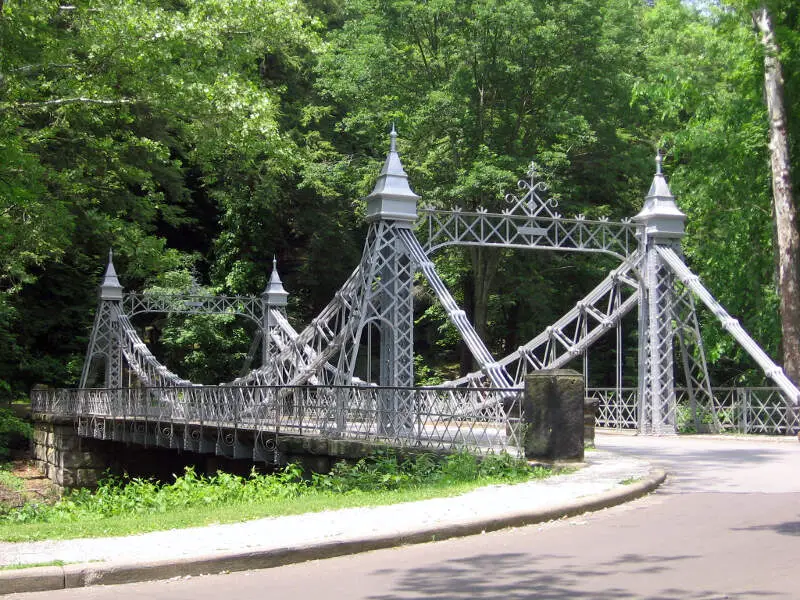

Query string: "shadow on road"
[[367, 551, 781, 600], [733, 519, 800, 537]]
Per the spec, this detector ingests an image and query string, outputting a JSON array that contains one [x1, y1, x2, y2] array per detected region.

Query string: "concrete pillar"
[[521, 369, 585, 461], [584, 397, 599, 448]]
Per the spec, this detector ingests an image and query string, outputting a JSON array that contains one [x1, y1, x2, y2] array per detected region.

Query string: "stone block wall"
[[32, 415, 108, 490]]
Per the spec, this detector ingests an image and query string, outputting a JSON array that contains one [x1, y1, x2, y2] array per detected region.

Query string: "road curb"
[[0, 468, 666, 595]]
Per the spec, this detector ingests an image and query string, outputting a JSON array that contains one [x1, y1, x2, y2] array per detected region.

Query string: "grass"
[[619, 476, 641, 485], [0, 560, 68, 571], [0, 469, 25, 493], [0, 451, 552, 542]]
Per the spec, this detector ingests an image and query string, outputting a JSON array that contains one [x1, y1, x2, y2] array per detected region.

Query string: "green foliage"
[[0, 0, 326, 392], [1, 451, 540, 524], [139, 269, 252, 383], [0, 470, 25, 494], [413, 354, 445, 386], [676, 401, 717, 435], [0, 560, 67, 571], [0, 409, 32, 459], [631, 0, 797, 382], [1, 0, 797, 394]]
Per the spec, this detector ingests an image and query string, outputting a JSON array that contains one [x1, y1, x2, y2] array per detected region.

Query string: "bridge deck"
[[33, 386, 524, 463]]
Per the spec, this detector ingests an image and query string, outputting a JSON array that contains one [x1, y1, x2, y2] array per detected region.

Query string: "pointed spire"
[[100, 248, 124, 300], [263, 255, 289, 306], [365, 126, 420, 225], [633, 151, 686, 240]]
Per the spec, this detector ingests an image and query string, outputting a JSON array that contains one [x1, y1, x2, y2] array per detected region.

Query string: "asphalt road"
[[9, 434, 800, 600]]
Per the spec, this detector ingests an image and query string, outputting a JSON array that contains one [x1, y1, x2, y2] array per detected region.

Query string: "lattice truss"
[[230, 220, 505, 435], [78, 151, 800, 440], [671, 273, 721, 433], [638, 246, 680, 434], [420, 162, 638, 260], [657, 246, 800, 407], [80, 299, 124, 389], [636, 245, 800, 434], [82, 157, 647, 402], [125, 293, 262, 323], [444, 253, 642, 389], [235, 221, 414, 391]]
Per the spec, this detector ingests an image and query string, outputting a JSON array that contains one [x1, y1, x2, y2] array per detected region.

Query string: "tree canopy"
[[0, 0, 797, 395]]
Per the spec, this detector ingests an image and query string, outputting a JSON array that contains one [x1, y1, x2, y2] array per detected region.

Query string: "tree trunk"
[[753, 7, 800, 387]]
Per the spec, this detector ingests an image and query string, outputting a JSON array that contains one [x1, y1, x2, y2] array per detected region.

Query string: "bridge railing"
[[589, 386, 800, 435], [31, 385, 525, 457]]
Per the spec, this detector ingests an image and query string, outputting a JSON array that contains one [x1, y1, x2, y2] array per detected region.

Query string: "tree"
[[0, 1, 323, 393], [633, 0, 800, 385], [752, 5, 800, 385]]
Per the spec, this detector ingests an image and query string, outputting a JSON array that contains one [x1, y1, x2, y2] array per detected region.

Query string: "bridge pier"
[[520, 370, 586, 461], [31, 410, 425, 489], [32, 415, 109, 490]]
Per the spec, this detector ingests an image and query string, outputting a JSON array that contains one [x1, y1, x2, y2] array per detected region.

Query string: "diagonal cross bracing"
[[657, 246, 800, 407], [234, 267, 363, 387], [398, 228, 514, 388], [443, 254, 641, 388], [420, 210, 637, 260], [118, 315, 193, 387], [125, 293, 262, 324]]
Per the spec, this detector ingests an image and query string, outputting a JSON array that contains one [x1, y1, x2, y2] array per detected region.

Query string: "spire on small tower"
[[263, 256, 289, 306], [365, 125, 420, 225], [100, 248, 124, 300], [633, 151, 686, 240]]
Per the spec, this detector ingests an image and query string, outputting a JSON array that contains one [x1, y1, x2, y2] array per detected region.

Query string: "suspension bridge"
[[32, 129, 800, 477]]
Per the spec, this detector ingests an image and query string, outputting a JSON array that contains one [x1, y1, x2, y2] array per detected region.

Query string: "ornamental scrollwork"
[[504, 160, 559, 218]]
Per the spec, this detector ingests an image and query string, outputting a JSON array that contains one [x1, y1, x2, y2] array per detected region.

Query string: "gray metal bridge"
[[32, 128, 800, 466]]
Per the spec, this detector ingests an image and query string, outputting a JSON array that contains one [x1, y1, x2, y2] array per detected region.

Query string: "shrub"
[[0, 409, 32, 459], [0, 450, 540, 525]]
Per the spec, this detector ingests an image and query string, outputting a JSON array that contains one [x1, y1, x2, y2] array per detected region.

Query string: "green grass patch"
[[0, 451, 551, 542], [0, 560, 68, 571], [0, 469, 25, 493], [619, 476, 641, 485]]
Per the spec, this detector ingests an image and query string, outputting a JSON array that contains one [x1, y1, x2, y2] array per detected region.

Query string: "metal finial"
[[264, 253, 289, 305], [655, 151, 663, 176], [527, 160, 538, 180], [100, 247, 123, 300], [389, 124, 397, 153], [188, 267, 202, 296]]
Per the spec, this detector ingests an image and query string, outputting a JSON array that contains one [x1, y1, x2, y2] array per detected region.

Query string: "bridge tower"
[[260, 257, 290, 383], [80, 250, 124, 389], [360, 126, 419, 390], [330, 127, 420, 434], [634, 155, 684, 433], [634, 154, 714, 434]]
